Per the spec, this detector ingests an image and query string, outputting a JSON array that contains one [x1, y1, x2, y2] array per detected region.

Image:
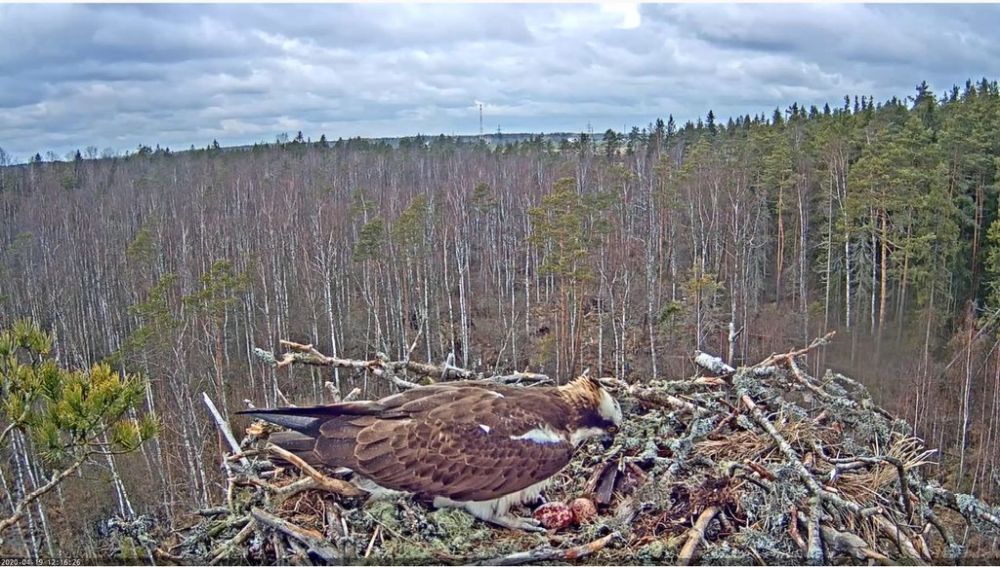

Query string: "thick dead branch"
[[203, 392, 250, 468], [756, 331, 836, 368], [478, 531, 620, 566], [871, 514, 926, 564], [788, 506, 806, 551], [267, 444, 365, 497], [794, 510, 889, 564], [270, 340, 472, 380], [601, 376, 707, 416], [924, 484, 1000, 531], [804, 496, 825, 565], [630, 386, 707, 416], [678, 506, 720, 565], [694, 351, 735, 375], [208, 520, 254, 565], [488, 371, 553, 385], [257, 340, 556, 394], [250, 507, 340, 562]]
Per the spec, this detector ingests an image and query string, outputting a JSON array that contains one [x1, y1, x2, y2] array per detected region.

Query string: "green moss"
[[374, 538, 438, 564], [637, 539, 668, 561], [364, 499, 402, 531], [428, 507, 477, 533], [426, 508, 493, 555]]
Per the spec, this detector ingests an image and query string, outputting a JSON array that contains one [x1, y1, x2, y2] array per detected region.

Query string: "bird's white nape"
[[598, 389, 623, 425]]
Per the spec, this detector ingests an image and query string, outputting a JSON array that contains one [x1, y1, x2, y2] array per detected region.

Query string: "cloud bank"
[[1, 3, 997, 159]]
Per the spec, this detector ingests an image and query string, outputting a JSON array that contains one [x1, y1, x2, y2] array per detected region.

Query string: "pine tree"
[[0, 320, 156, 536]]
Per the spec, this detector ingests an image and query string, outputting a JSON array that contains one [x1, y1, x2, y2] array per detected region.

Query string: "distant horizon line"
[[7, 75, 997, 165], [2, 130, 616, 165]]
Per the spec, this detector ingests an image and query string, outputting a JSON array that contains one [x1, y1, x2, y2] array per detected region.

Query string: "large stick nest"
[[120, 335, 1000, 565]]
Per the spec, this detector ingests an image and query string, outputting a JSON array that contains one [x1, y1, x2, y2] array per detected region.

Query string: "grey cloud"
[[0, 4, 997, 160]]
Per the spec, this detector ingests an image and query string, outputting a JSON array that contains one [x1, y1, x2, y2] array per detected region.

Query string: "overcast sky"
[[1, 3, 998, 161]]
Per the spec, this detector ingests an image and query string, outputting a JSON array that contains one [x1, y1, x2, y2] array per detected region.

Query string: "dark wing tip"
[[237, 401, 385, 417]]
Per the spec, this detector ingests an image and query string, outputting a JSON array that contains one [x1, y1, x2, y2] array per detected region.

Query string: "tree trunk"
[[776, 185, 785, 304], [878, 208, 888, 340], [958, 318, 974, 488]]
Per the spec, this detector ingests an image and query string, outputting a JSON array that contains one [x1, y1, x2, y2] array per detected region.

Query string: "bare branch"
[[208, 519, 254, 565], [250, 507, 340, 562], [203, 392, 249, 468], [266, 444, 366, 497], [679, 506, 720, 565], [694, 351, 735, 375], [478, 531, 620, 566], [755, 332, 837, 368], [0, 453, 88, 536]]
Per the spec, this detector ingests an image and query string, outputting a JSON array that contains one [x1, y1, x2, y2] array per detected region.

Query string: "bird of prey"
[[239, 375, 622, 531]]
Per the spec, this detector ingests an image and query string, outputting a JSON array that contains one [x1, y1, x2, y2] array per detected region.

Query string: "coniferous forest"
[[1, 79, 1000, 558]]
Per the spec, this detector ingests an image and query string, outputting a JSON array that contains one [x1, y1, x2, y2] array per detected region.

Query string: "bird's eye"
[[607, 425, 619, 434]]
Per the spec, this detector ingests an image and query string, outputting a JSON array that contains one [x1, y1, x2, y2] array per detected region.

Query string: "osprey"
[[239, 376, 622, 531]]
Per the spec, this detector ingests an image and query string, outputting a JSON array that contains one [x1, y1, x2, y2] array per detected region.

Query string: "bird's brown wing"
[[344, 386, 575, 502], [256, 383, 524, 472]]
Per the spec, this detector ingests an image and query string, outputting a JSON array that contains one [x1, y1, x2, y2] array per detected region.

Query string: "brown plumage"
[[239, 376, 622, 531]]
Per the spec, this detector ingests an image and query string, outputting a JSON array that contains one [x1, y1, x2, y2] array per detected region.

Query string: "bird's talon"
[[515, 517, 544, 532]]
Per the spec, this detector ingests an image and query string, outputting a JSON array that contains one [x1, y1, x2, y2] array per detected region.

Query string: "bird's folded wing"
[[342, 388, 575, 502]]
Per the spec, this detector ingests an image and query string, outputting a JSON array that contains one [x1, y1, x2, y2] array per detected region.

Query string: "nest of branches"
[[144, 334, 1000, 565]]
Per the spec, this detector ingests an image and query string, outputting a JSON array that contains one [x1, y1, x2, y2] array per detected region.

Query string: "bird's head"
[[559, 375, 623, 448]]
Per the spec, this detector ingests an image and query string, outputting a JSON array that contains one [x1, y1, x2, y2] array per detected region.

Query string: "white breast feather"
[[433, 478, 551, 516], [509, 426, 564, 444]]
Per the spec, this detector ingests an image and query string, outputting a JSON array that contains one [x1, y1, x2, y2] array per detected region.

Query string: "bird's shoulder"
[[380, 382, 571, 430]]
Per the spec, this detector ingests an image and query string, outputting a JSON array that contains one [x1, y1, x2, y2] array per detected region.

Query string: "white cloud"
[[0, 4, 996, 160], [600, 3, 641, 29]]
